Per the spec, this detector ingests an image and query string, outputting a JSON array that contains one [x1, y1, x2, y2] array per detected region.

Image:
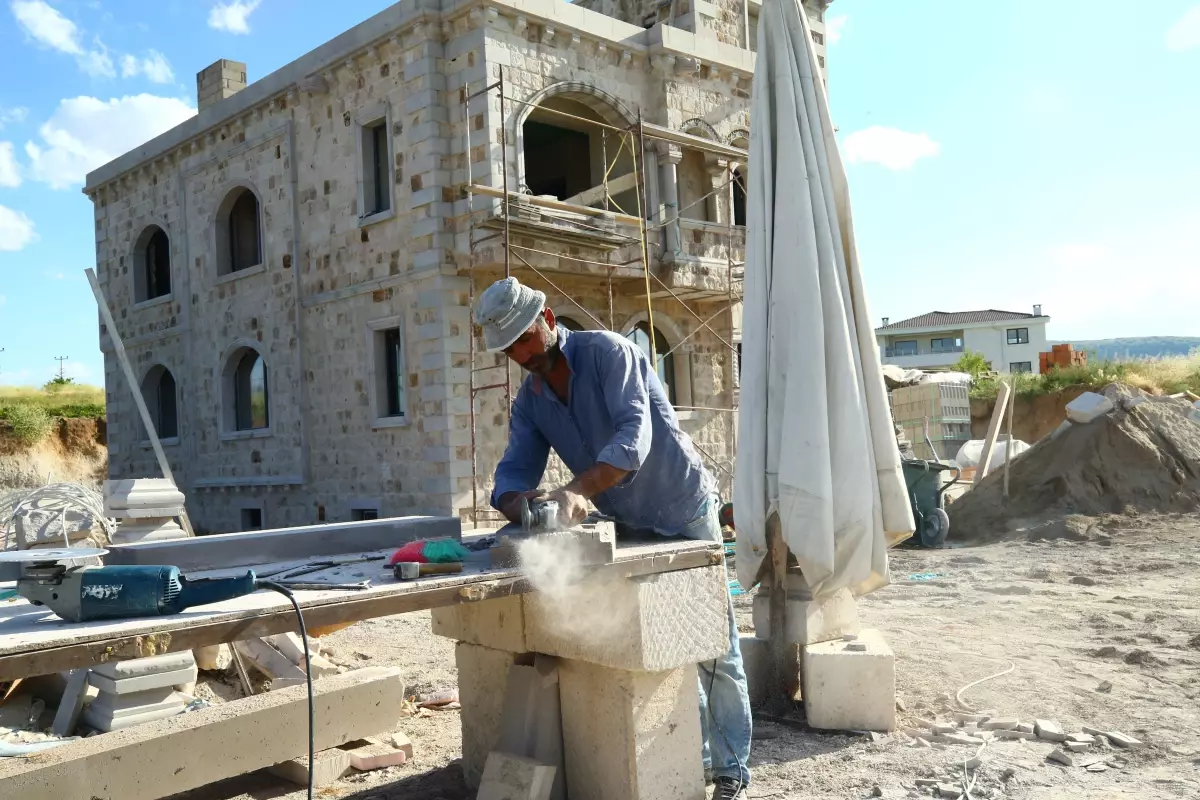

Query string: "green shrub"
[[4, 403, 53, 444], [953, 350, 992, 379]]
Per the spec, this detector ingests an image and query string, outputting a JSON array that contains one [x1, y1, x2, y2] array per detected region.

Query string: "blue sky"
[[1, 1, 1199, 386]]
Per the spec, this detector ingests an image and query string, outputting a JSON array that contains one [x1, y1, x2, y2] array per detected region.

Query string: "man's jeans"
[[674, 493, 754, 785]]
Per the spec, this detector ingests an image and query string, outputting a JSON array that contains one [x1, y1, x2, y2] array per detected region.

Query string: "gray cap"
[[475, 277, 547, 351]]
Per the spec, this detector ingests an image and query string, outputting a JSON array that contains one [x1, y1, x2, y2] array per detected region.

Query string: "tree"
[[952, 350, 991, 379], [44, 375, 76, 390]]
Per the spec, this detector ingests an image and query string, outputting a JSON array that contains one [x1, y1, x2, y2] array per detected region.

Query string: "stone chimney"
[[882, 317, 889, 326], [1033, 304, 1042, 316], [197, 59, 247, 112]]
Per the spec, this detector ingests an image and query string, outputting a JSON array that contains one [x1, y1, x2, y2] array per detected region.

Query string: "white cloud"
[[826, 15, 847, 44], [11, 0, 83, 54], [0, 107, 30, 130], [10, 0, 117, 77], [0, 142, 20, 188], [208, 0, 260, 34], [1166, 6, 1200, 52], [842, 126, 940, 170], [121, 50, 174, 83], [24, 94, 196, 190], [0, 204, 37, 252]]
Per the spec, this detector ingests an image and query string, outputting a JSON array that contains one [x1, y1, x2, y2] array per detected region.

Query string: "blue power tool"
[[4, 550, 257, 623]]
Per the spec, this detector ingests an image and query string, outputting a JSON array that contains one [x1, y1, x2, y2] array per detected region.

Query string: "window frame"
[[220, 344, 272, 440], [1010, 361, 1033, 374], [367, 315, 410, 430], [891, 340, 918, 357], [239, 503, 265, 532], [930, 336, 962, 354], [355, 103, 397, 228], [1006, 327, 1030, 345], [138, 364, 180, 446], [214, 184, 265, 280], [133, 224, 173, 306]]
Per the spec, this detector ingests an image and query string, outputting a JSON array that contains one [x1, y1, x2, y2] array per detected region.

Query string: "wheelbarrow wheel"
[[920, 507, 950, 548]]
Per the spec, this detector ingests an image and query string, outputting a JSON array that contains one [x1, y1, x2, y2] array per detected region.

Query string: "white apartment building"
[[875, 306, 1050, 374]]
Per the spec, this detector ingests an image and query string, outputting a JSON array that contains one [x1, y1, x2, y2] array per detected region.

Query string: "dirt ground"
[[175, 512, 1200, 800]]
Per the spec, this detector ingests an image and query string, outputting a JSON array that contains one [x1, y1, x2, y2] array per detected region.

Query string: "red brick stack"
[[1040, 343, 1087, 373]]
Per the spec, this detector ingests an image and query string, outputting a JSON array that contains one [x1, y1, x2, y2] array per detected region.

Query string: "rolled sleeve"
[[490, 395, 550, 509], [595, 342, 652, 473]]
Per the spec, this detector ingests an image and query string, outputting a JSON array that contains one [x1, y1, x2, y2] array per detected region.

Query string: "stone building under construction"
[[85, 0, 834, 533]]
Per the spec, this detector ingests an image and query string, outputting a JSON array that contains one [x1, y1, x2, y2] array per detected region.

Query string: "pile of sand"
[[950, 383, 1200, 542]]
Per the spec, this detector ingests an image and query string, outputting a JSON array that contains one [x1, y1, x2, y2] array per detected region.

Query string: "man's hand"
[[547, 487, 589, 527], [498, 489, 544, 525]]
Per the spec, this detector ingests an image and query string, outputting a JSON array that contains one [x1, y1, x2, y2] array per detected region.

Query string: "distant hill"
[[1053, 337, 1200, 361]]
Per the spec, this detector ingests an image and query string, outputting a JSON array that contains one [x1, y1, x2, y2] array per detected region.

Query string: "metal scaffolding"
[[460, 68, 746, 527]]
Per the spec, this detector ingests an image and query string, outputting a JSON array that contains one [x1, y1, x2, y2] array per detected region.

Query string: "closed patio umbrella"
[[733, 0, 915, 601]]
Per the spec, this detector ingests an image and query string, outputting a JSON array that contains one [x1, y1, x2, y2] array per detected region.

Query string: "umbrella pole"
[[767, 514, 800, 713]]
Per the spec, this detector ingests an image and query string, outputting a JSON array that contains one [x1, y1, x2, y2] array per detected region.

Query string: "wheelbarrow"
[[901, 458, 960, 548]]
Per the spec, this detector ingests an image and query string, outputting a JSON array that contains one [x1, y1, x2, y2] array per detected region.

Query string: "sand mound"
[[950, 384, 1200, 542]]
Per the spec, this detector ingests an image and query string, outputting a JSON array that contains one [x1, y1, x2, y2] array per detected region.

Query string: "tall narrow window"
[[139, 365, 178, 440], [361, 118, 392, 217], [732, 168, 747, 226], [384, 327, 403, 417]]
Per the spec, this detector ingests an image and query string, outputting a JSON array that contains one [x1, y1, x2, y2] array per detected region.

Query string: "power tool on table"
[[0, 548, 258, 623], [520, 495, 562, 534]]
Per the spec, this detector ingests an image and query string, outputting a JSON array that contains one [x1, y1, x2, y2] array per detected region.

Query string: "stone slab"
[[431, 594, 527, 652], [802, 628, 896, 732], [477, 752, 556, 800], [1035, 719, 1067, 742], [496, 657, 565, 800], [269, 748, 352, 787], [0, 667, 406, 799], [51, 669, 90, 737], [489, 524, 616, 570], [752, 587, 861, 645], [456, 643, 522, 789], [340, 737, 408, 771], [81, 699, 187, 732], [102, 515, 461, 571], [91, 652, 196, 680], [558, 659, 704, 800], [88, 686, 178, 715], [524, 565, 729, 671], [738, 635, 770, 708], [89, 665, 198, 695]]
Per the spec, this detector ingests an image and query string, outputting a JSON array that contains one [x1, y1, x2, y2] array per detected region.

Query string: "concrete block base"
[[431, 594, 526, 652], [802, 628, 895, 732], [738, 635, 771, 708], [558, 659, 704, 800], [752, 588, 860, 646], [269, 748, 352, 787]]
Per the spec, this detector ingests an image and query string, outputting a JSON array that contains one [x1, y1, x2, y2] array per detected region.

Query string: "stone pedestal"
[[436, 565, 729, 800], [83, 651, 196, 732], [104, 478, 189, 545], [751, 587, 861, 646]]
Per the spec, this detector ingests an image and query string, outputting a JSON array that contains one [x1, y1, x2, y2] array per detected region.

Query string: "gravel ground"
[[176, 512, 1200, 800]]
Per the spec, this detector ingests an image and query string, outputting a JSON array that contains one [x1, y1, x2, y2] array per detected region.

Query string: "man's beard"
[[521, 341, 562, 376]]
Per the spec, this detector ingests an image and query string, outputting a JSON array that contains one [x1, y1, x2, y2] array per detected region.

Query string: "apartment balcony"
[[882, 346, 964, 370]]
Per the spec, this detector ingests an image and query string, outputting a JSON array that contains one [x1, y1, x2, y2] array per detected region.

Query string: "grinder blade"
[[0, 547, 109, 563]]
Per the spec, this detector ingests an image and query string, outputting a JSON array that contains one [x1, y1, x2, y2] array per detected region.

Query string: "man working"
[[477, 276, 753, 799]]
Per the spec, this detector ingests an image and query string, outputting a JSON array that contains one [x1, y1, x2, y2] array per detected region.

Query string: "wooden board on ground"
[[0, 539, 720, 681], [0, 667, 405, 800]]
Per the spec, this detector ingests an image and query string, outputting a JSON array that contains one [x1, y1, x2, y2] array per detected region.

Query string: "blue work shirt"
[[490, 326, 716, 535]]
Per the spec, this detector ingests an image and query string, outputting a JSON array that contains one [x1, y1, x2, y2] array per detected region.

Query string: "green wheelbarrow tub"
[[902, 459, 961, 547]]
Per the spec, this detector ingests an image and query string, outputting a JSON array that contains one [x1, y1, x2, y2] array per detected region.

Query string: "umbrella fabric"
[[732, 0, 914, 598]]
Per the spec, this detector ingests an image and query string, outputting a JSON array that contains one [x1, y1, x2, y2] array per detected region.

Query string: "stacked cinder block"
[[432, 564, 730, 800], [104, 478, 188, 544], [81, 651, 196, 732]]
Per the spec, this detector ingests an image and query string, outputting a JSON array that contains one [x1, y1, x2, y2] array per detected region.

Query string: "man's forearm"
[[565, 462, 629, 500]]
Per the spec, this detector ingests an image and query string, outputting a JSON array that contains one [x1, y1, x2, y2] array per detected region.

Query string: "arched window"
[[627, 322, 676, 405], [520, 87, 636, 212], [555, 315, 583, 332], [134, 225, 171, 301], [222, 346, 269, 432], [216, 187, 262, 275], [139, 365, 178, 440]]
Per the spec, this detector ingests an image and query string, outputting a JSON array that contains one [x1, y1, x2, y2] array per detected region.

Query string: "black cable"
[[256, 580, 315, 800]]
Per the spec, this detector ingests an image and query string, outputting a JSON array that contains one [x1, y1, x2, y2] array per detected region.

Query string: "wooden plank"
[[0, 667, 406, 799], [974, 381, 1012, 485], [562, 172, 639, 208], [469, 184, 643, 227], [0, 546, 719, 681], [640, 122, 748, 160]]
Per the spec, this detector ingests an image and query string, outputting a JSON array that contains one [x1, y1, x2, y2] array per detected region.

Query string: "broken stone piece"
[[933, 733, 985, 746], [1095, 680, 1113, 693], [994, 729, 1037, 740], [1016, 722, 1034, 734], [932, 723, 958, 735], [954, 713, 989, 725], [915, 779, 939, 788], [1064, 741, 1090, 752], [269, 748, 351, 787], [1105, 731, 1144, 749], [980, 717, 1019, 730], [1035, 719, 1067, 742], [1067, 733, 1096, 745], [340, 737, 408, 771], [1047, 748, 1075, 767], [936, 783, 961, 797]]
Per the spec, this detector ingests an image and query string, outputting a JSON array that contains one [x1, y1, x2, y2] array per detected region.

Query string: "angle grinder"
[[520, 496, 561, 534], [0, 549, 257, 623]]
